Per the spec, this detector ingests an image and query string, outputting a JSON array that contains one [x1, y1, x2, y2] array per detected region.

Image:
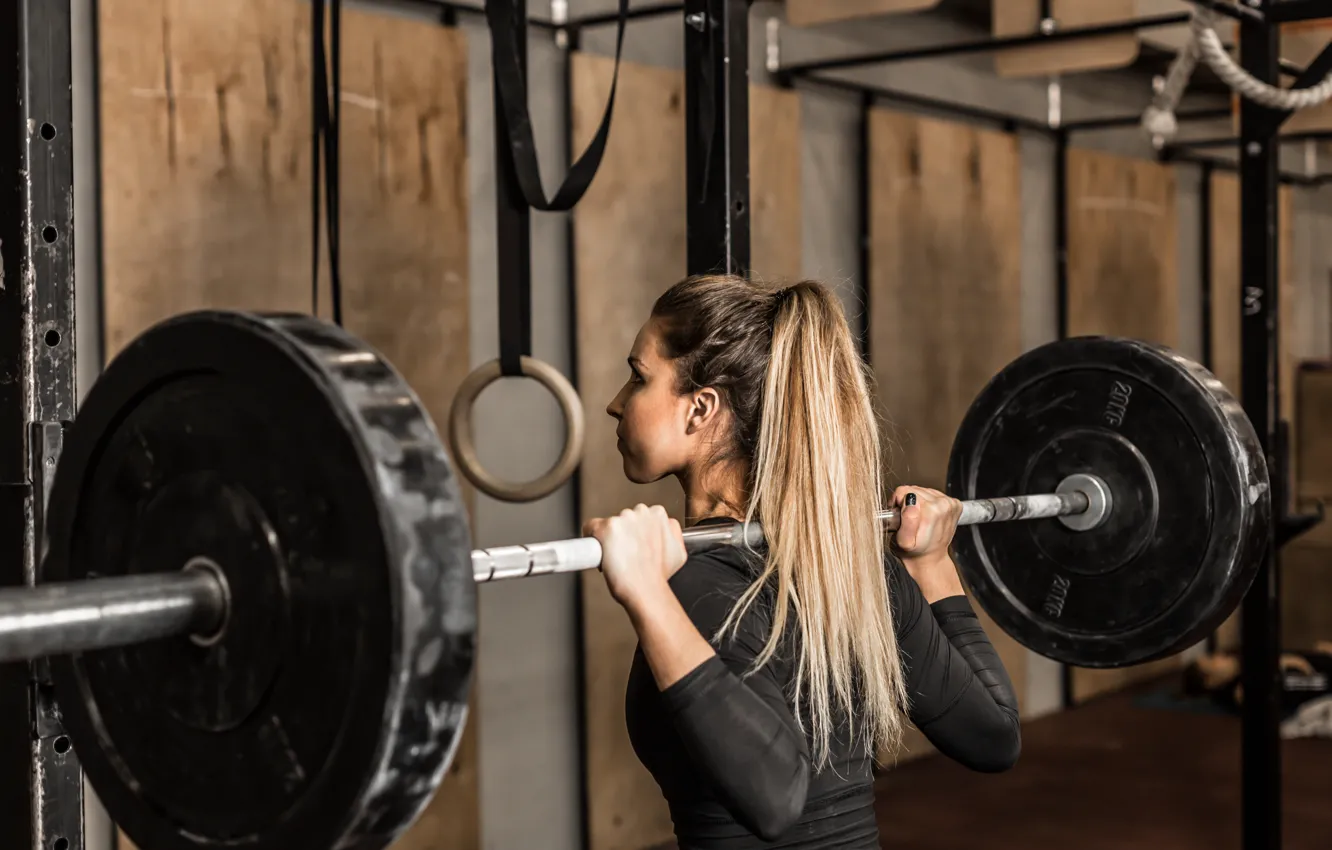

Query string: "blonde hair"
[[650, 275, 907, 767]]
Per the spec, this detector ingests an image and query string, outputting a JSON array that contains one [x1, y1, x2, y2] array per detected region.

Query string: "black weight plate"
[[946, 337, 1270, 669], [44, 311, 476, 850]]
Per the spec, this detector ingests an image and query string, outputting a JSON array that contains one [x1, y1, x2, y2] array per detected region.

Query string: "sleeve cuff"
[[660, 654, 732, 713], [929, 595, 977, 619]]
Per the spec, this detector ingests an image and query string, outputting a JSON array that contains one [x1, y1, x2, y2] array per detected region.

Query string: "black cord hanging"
[[311, 0, 343, 326]]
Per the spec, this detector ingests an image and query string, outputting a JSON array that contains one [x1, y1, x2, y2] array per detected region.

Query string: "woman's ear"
[[685, 387, 722, 435]]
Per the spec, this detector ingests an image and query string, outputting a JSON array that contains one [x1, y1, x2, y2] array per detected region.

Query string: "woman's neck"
[[678, 461, 748, 525]]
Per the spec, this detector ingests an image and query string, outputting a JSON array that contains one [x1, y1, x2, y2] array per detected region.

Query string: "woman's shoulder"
[[669, 548, 771, 635]]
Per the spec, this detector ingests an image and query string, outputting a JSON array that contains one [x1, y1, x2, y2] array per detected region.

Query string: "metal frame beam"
[[432, 0, 683, 32], [1253, 40, 1332, 137], [1171, 128, 1332, 149], [774, 13, 1191, 77], [1266, 0, 1332, 23]]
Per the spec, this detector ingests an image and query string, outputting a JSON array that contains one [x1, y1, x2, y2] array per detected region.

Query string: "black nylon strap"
[[493, 0, 532, 378], [311, 0, 344, 326], [485, 0, 629, 212]]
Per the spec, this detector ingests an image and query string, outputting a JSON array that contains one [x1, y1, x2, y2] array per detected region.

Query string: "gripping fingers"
[[895, 503, 921, 551], [892, 485, 916, 508]]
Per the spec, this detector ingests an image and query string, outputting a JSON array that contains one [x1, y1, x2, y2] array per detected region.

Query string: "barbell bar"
[[0, 566, 226, 665], [471, 479, 1099, 581], [23, 310, 1268, 850], [0, 479, 1100, 665]]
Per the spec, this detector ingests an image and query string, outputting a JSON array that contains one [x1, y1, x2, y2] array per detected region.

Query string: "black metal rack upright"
[[685, 0, 752, 275], [1233, 5, 1332, 848], [0, 3, 81, 849], [1237, 11, 1284, 849]]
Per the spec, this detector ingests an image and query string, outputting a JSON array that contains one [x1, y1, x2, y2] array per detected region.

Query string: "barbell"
[[4, 478, 1097, 660], [6, 310, 1267, 850]]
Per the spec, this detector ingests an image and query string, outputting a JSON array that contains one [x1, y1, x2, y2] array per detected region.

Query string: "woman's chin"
[[621, 460, 652, 485], [619, 453, 658, 485]]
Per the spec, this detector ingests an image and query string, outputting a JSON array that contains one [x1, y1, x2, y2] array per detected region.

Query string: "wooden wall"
[[867, 109, 1025, 758], [571, 52, 802, 850], [99, 1, 475, 847], [1063, 147, 1182, 703]]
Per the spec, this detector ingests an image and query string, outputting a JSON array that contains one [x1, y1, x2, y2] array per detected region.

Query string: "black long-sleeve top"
[[625, 523, 1021, 849]]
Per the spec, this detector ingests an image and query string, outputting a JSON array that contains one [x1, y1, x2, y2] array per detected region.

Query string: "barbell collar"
[[1056, 473, 1112, 531], [0, 567, 226, 664]]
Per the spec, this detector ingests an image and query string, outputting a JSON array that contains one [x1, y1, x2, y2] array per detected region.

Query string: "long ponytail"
[[651, 276, 908, 768]]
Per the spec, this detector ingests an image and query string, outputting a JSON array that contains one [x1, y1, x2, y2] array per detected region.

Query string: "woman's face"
[[606, 320, 711, 484]]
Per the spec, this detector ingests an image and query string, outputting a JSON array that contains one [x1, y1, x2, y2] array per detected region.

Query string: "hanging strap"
[[485, 0, 629, 212], [311, 0, 344, 326]]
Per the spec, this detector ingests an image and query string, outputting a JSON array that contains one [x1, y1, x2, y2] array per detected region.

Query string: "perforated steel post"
[[0, 2, 82, 848]]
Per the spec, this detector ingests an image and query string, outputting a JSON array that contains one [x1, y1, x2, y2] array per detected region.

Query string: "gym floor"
[[874, 677, 1332, 850]]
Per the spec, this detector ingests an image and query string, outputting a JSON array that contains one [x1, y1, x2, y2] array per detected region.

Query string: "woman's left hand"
[[891, 485, 962, 561], [583, 504, 687, 612], [890, 485, 966, 602]]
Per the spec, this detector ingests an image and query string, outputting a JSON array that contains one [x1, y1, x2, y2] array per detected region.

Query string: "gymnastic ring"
[[448, 357, 585, 503]]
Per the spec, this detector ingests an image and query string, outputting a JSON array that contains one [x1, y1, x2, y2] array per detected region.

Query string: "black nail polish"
[[905, 493, 917, 506]]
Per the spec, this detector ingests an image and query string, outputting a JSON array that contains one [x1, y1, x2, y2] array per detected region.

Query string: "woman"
[[583, 275, 1020, 849]]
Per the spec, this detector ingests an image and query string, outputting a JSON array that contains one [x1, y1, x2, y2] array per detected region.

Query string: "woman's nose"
[[606, 386, 626, 420]]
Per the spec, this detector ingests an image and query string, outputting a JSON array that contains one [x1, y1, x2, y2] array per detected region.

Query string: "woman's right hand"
[[582, 504, 687, 613]]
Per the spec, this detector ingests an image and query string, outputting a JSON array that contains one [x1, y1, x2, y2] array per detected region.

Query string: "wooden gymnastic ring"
[[448, 357, 585, 503]]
